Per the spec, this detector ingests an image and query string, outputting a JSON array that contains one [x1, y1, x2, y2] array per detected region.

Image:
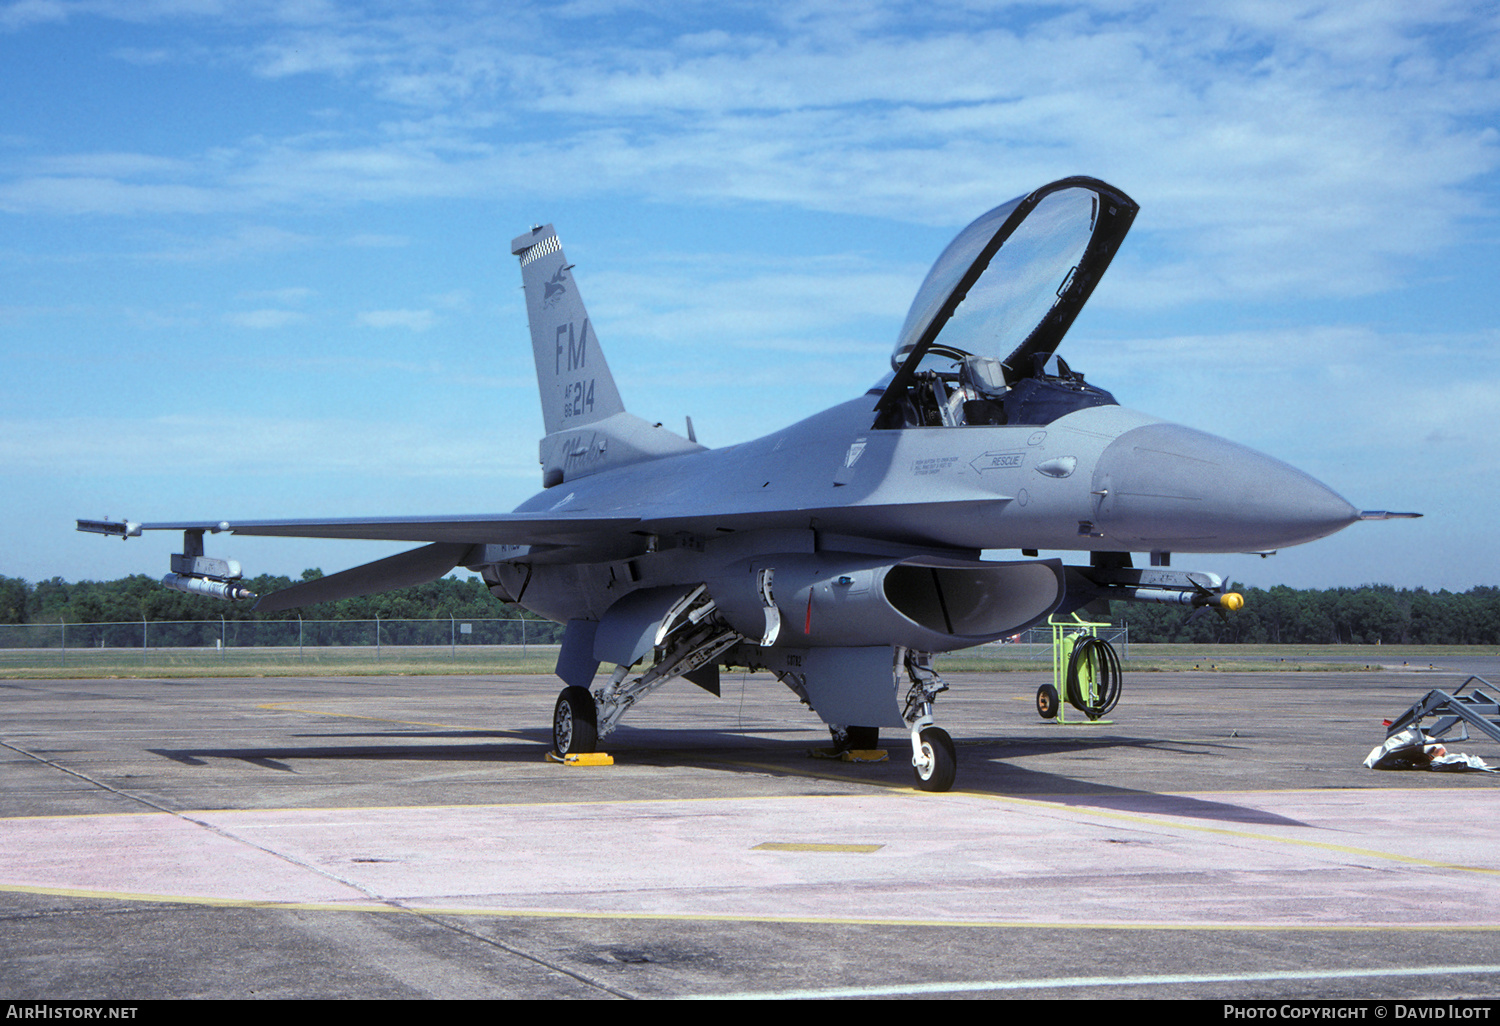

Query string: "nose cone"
[[1092, 424, 1359, 552]]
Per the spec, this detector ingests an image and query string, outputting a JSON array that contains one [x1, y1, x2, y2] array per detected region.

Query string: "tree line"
[[1118, 584, 1500, 645], [0, 570, 561, 639], [3, 573, 1498, 646]]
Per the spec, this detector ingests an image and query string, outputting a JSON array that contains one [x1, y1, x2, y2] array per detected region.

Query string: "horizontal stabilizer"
[[254, 542, 474, 613]]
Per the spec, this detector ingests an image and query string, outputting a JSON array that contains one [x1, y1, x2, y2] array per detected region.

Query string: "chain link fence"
[[0, 618, 1125, 674], [1012, 624, 1129, 659], [0, 618, 564, 672], [936, 624, 1129, 669]]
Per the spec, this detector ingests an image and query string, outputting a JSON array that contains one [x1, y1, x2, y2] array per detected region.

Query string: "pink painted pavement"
[[3, 790, 1496, 926]]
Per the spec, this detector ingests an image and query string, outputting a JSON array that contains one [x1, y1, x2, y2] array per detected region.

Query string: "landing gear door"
[[593, 585, 703, 667], [800, 647, 907, 729]]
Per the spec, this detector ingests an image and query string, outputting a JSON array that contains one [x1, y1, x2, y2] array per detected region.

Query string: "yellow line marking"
[[0, 792, 878, 822], [1, 882, 1497, 931], [255, 701, 521, 734]]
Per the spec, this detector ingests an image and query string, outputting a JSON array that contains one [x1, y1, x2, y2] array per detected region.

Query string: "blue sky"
[[3, 0, 1497, 594]]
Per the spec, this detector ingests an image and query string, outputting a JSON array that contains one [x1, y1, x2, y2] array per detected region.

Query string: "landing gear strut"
[[553, 587, 745, 757], [900, 648, 956, 792]]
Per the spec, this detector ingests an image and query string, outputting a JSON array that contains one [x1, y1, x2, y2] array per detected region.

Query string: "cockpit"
[[871, 177, 1138, 430], [869, 348, 1120, 429]]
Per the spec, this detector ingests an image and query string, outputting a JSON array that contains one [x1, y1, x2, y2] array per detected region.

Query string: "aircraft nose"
[[1092, 423, 1359, 551]]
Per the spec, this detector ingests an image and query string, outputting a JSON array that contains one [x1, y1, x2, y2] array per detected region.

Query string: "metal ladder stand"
[[1384, 676, 1500, 749]]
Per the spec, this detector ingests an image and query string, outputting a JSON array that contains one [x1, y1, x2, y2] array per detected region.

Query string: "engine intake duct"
[[883, 559, 1063, 637], [709, 553, 1064, 653]]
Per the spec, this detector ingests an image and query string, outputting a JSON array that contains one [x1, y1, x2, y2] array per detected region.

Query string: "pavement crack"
[[1, 738, 182, 817], [1, 738, 636, 998], [0, 738, 385, 909], [403, 912, 641, 1000]]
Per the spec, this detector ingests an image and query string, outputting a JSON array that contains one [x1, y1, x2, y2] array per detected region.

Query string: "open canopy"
[[876, 177, 1137, 420]]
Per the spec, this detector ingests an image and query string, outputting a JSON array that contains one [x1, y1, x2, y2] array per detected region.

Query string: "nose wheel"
[[912, 725, 956, 792], [553, 686, 598, 755]]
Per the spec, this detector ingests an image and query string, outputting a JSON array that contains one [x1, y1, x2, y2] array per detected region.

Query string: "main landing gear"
[[553, 686, 598, 755], [829, 724, 881, 753], [551, 638, 962, 795], [551, 588, 744, 758]]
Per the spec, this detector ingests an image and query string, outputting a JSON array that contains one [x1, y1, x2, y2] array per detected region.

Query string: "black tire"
[[1036, 683, 1059, 720], [912, 726, 957, 792], [845, 725, 879, 751], [553, 686, 598, 755]]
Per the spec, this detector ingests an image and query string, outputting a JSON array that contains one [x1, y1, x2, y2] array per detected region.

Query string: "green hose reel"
[[1037, 614, 1122, 723]]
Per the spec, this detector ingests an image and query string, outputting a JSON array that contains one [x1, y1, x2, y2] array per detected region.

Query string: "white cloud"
[[3, 2, 1496, 308], [224, 308, 305, 329], [0, 175, 222, 216], [238, 286, 314, 304], [0, 413, 533, 478], [0, 0, 67, 32], [342, 232, 409, 248], [141, 225, 315, 262], [1070, 324, 1500, 493], [591, 253, 918, 345], [357, 308, 435, 331], [427, 289, 470, 310]]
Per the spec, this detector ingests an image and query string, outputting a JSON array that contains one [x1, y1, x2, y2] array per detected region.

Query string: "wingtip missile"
[[77, 518, 141, 539]]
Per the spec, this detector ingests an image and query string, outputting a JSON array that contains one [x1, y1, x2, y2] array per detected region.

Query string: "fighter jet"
[[79, 176, 1416, 792]]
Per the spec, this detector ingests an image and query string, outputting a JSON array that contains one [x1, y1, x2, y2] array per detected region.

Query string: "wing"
[[78, 512, 643, 611], [125, 512, 638, 545], [81, 512, 639, 548], [78, 494, 1013, 611]]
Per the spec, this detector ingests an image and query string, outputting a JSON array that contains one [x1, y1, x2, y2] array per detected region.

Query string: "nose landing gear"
[[901, 649, 957, 792]]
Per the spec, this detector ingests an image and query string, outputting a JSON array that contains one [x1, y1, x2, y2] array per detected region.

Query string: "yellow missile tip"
[[1221, 592, 1245, 612]]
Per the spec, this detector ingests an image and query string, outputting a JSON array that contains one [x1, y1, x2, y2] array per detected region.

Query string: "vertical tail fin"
[[512, 225, 703, 486], [512, 225, 626, 436]]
